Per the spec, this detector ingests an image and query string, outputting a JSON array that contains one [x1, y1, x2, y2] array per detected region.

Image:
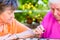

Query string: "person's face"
[[0, 7, 15, 24], [50, 3, 60, 21]]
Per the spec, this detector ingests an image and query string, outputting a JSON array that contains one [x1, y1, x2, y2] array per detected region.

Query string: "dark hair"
[[0, 0, 18, 11]]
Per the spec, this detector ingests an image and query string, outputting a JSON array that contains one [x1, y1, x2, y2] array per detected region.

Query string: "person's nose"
[[10, 14, 14, 19], [54, 9, 58, 16]]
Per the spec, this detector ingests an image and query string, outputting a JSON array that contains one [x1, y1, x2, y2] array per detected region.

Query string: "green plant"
[[15, 0, 49, 23]]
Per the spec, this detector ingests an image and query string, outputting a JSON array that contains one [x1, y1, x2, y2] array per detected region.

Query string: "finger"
[[40, 25, 45, 31], [35, 28, 43, 35], [37, 27, 43, 33], [37, 25, 45, 32]]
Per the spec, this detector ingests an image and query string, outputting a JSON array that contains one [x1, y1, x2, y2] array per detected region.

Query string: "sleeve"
[[15, 20, 31, 33], [41, 12, 50, 30], [13, 19, 34, 38], [40, 11, 52, 38]]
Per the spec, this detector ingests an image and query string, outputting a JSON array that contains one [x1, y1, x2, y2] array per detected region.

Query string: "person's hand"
[[6, 34, 18, 40], [33, 25, 45, 38]]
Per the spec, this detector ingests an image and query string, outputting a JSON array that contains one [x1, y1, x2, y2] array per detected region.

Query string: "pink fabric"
[[41, 11, 60, 38]]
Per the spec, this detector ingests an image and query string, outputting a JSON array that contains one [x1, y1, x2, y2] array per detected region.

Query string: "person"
[[34, 0, 60, 39], [0, 0, 34, 40]]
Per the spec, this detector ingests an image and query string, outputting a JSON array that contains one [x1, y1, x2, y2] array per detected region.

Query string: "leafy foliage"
[[15, 0, 49, 23]]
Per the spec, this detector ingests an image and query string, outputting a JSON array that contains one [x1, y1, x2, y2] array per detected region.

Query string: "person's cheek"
[[1, 15, 7, 23], [4, 14, 10, 22], [57, 12, 60, 16]]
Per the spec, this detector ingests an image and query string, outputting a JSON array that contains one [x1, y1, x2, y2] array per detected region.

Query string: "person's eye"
[[8, 11, 13, 15], [8, 12, 12, 15], [8, 13, 11, 15], [56, 8, 60, 11], [51, 8, 55, 11]]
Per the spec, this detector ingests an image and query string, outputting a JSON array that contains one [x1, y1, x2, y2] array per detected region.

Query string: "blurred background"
[[15, 0, 49, 29]]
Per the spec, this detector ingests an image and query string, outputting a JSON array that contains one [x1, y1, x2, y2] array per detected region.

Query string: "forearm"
[[15, 29, 35, 38]]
